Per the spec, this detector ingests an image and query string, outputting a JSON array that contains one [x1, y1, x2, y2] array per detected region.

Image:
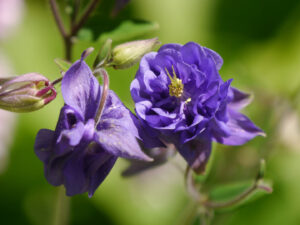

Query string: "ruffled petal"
[[122, 144, 176, 177], [216, 110, 265, 145], [158, 43, 182, 52], [34, 129, 55, 163], [95, 91, 151, 161], [209, 118, 231, 143], [203, 47, 223, 70], [86, 149, 117, 197], [132, 115, 165, 149], [53, 106, 87, 148], [45, 152, 72, 186], [62, 143, 88, 196], [180, 42, 205, 66], [135, 100, 152, 120], [228, 87, 252, 110], [177, 134, 212, 174], [57, 122, 85, 146]]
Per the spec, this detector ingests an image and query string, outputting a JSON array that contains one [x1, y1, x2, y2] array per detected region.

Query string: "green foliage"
[[98, 20, 159, 45], [79, 20, 159, 45], [23, 189, 56, 225], [93, 38, 112, 68], [74, 0, 159, 43], [2, 0, 300, 225], [76, 0, 129, 41], [209, 180, 273, 212]]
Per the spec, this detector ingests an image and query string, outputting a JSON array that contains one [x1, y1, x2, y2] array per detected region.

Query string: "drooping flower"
[[35, 52, 151, 197], [131, 42, 265, 173]]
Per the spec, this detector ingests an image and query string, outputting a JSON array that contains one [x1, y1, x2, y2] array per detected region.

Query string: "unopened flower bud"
[[111, 37, 160, 69], [0, 73, 56, 112]]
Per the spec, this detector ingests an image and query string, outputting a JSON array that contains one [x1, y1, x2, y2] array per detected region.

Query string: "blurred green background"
[[1, 0, 300, 224]]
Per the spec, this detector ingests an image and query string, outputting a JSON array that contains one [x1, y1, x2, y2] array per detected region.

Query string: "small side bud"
[[257, 158, 266, 180], [93, 39, 113, 69], [110, 37, 160, 69], [0, 73, 56, 112]]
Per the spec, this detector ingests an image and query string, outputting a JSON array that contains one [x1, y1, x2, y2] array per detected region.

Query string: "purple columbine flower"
[[35, 52, 151, 197], [131, 42, 265, 173]]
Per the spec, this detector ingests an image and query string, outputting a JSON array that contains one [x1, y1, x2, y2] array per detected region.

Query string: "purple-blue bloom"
[[35, 53, 151, 197], [131, 42, 265, 173]]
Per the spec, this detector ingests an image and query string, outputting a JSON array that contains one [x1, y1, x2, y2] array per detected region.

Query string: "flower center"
[[165, 66, 183, 98]]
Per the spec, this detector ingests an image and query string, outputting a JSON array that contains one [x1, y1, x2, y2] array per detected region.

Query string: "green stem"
[[202, 160, 272, 209], [50, 0, 101, 61], [52, 187, 70, 225], [49, 0, 68, 38], [185, 159, 272, 211], [71, 0, 101, 36], [185, 166, 206, 203], [94, 68, 109, 126], [203, 182, 258, 209]]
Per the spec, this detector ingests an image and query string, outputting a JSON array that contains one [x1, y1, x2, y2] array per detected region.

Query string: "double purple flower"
[[131, 42, 265, 173], [35, 53, 150, 197], [34, 41, 264, 196]]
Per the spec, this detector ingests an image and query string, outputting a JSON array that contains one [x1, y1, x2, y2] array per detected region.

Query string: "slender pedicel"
[[94, 68, 109, 126]]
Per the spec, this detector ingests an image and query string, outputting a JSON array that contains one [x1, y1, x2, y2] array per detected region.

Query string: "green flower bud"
[[0, 73, 57, 112], [110, 37, 160, 69]]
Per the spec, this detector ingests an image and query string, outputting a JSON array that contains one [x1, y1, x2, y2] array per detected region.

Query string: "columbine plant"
[[0, 0, 272, 224]]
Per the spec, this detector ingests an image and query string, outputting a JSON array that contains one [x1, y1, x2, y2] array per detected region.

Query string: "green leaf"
[[77, 29, 94, 41], [97, 20, 159, 45], [54, 58, 72, 73], [76, 0, 129, 42], [209, 180, 273, 212], [74, 0, 159, 43]]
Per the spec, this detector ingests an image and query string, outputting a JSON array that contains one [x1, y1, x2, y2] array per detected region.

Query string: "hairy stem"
[[185, 159, 272, 211], [51, 77, 63, 86], [203, 183, 257, 209], [185, 166, 206, 202], [50, 0, 100, 61]]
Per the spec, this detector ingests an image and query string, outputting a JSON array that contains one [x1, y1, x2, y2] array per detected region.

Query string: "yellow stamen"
[[165, 66, 184, 98]]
